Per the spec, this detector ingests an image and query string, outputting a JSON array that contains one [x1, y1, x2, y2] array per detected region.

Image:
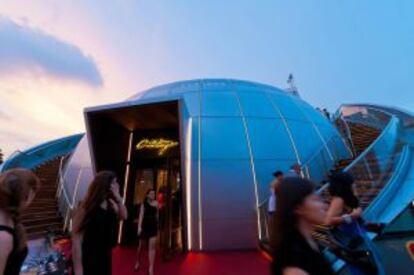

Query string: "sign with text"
[[136, 138, 178, 155]]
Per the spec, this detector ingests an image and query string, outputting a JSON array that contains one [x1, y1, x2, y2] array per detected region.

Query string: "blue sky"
[[0, 0, 413, 156]]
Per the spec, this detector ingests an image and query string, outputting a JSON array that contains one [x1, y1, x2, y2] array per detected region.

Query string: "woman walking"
[[271, 177, 333, 275], [134, 189, 158, 275], [72, 171, 127, 275], [0, 169, 40, 275]]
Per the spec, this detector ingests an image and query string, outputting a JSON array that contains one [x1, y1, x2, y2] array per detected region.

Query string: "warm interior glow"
[[136, 138, 179, 155]]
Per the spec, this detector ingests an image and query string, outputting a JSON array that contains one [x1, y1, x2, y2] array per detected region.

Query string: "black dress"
[[81, 207, 118, 275], [272, 231, 334, 275], [140, 201, 158, 239], [0, 225, 28, 275]]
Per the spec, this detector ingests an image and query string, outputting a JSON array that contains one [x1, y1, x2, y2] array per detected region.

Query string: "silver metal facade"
[[62, 79, 350, 251]]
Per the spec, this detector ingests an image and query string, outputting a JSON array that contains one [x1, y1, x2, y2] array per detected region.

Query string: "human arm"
[[110, 184, 128, 220], [325, 197, 345, 226], [283, 267, 309, 275], [137, 203, 144, 236], [0, 232, 13, 275], [71, 230, 84, 275]]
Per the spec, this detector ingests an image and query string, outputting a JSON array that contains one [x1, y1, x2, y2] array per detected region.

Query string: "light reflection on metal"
[[185, 118, 193, 250], [198, 89, 203, 250], [118, 131, 134, 244], [235, 92, 261, 240], [136, 138, 179, 155]]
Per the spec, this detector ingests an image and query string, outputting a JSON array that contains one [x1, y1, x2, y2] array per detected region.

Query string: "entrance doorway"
[[130, 157, 183, 257], [86, 100, 186, 257]]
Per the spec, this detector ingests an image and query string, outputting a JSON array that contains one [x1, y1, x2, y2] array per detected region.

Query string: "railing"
[[259, 104, 406, 275], [336, 116, 357, 157], [324, 105, 405, 274], [340, 108, 403, 211], [0, 134, 84, 172], [56, 158, 80, 232]]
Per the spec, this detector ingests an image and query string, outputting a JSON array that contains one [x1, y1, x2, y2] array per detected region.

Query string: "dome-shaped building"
[[62, 79, 349, 251]]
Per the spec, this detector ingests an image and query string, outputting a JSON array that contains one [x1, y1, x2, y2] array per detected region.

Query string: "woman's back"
[[81, 207, 117, 275]]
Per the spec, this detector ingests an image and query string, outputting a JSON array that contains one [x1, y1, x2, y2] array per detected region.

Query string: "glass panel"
[[246, 118, 296, 160], [237, 91, 280, 118], [270, 94, 307, 121], [287, 120, 323, 161], [315, 124, 335, 140], [201, 91, 241, 117], [343, 115, 402, 217], [201, 160, 255, 220], [200, 117, 249, 160], [75, 167, 94, 205], [63, 166, 81, 200]]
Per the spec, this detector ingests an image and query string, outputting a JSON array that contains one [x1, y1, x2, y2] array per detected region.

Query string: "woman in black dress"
[[271, 177, 334, 275], [134, 189, 158, 275], [0, 169, 40, 275], [72, 171, 128, 275]]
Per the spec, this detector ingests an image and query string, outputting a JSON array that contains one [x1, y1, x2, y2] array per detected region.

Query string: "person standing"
[[268, 171, 284, 215], [0, 169, 40, 275], [72, 171, 128, 275], [323, 108, 331, 120], [285, 164, 302, 178], [134, 189, 159, 275], [271, 177, 333, 275]]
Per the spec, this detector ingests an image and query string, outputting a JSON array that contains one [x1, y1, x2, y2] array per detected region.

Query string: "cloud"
[[0, 110, 10, 120], [0, 16, 103, 86]]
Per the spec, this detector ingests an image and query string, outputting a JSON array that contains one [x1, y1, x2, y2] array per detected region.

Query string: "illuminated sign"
[[136, 138, 178, 155], [407, 240, 414, 261]]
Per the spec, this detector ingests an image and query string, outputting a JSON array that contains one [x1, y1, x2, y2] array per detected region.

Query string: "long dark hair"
[[0, 169, 40, 251], [328, 171, 359, 209], [145, 189, 155, 203], [272, 177, 315, 249], [74, 171, 116, 233]]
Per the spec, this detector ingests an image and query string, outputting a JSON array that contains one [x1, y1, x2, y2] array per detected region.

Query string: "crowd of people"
[[0, 163, 370, 275]]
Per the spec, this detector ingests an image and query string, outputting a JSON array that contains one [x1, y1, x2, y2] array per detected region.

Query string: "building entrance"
[[86, 100, 186, 257], [130, 157, 183, 258]]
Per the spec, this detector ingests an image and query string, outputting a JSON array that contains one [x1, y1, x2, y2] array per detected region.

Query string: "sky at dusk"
[[0, 0, 413, 157]]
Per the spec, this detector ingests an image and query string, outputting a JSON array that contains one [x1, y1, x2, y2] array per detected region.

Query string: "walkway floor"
[[112, 246, 270, 275]]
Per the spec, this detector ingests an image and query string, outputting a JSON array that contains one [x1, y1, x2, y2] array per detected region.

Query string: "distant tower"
[[286, 73, 300, 98]]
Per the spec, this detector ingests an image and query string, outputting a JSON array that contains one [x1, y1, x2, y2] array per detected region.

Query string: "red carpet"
[[112, 246, 270, 275]]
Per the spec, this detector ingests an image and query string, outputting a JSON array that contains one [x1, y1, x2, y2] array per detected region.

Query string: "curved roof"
[[127, 78, 287, 102]]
